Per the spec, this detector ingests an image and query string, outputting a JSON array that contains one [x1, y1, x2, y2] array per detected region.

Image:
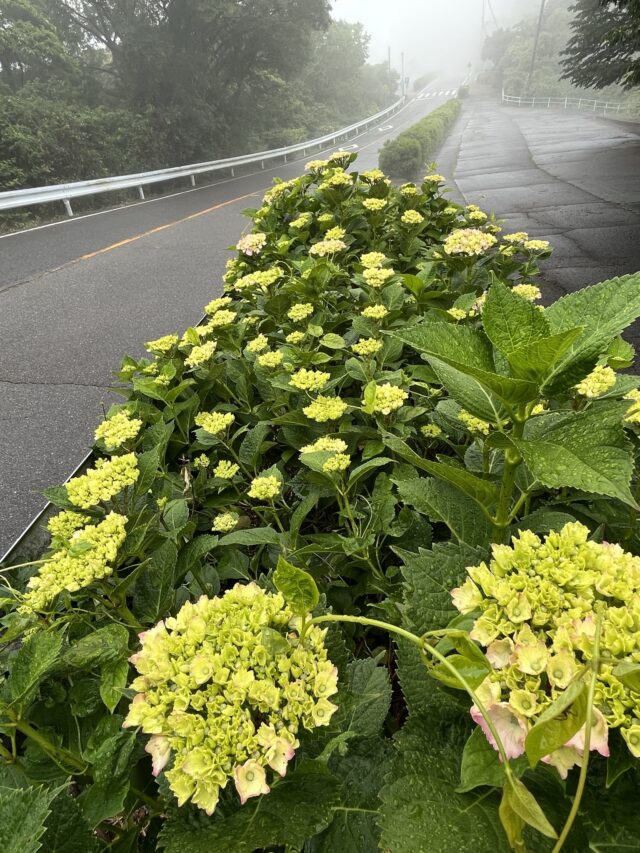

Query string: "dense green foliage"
[[482, 0, 633, 99], [2, 153, 640, 851], [562, 0, 640, 90], [0, 1, 398, 195], [378, 99, 460, 178]]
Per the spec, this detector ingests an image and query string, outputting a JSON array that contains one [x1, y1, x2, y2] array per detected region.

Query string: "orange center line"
[[80, 189, 265, 260]]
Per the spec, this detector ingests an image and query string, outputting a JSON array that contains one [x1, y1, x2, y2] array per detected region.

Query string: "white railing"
[[501, 90, 636, 118], [0, 96, 405, 216]]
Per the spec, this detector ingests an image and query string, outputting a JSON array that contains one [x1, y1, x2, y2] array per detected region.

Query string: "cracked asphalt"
[[438, 98, 640, 305], [0, 80, 461, 557]]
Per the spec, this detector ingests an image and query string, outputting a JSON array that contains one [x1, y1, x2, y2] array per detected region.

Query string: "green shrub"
[[2, 151, 640, 851], [379, 98, 461, 177]]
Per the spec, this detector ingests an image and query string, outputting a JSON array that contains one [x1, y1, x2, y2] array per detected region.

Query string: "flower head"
[[352, 338, 383, 357], [361, 305, 389, 321], [458, 410, 491, 435], [574, 365, 616, 399], [185, 340, 217, 368], [213, 460, 240, 479], [303, 396, 348, 423], [301, 437, 348, 454], [444, 229, 497, 256], [361, 252, 388, 269], [124, 585, 338, 814], [363, 267, 395, 288], [236, 232, 267, 256], [363, 198, 387, 212], [288, 303, 314, 323], [195, 411, 235, 435], [309, 238, 347, 257], [401, 210, 424, 225], [212, 512, 239, 532], [246, 334, 269, 354], [204, 296, 233, 315], [21, 512, 127, 612], [145, 334, 179, 355], [368, 383, 408, 415], [257, 351, 284, 369], [248, 475, 281, 500], [290, 369, 330, 392], [66, 454, 139, 509], [512, 284, 542, 301], [94, 411, 142, 451]]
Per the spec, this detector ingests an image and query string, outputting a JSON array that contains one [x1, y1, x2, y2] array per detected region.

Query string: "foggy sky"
[[331, 0, 542, 79]]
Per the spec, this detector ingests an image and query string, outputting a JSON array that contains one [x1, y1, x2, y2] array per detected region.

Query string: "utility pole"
[[401, 51, 405, 97], [388, 45, 391, 76], [525, 0, 547, 96]]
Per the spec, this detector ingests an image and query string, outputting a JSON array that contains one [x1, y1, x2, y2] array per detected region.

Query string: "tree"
[[562, 0, 640, 89]]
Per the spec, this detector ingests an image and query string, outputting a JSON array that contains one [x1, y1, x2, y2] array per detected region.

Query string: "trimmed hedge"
[[379, 98, 461, 178]]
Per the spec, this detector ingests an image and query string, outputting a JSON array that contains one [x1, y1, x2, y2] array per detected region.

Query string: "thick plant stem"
[[12, 718, 86, 773], [551, 610, 603, 853], [312, 614, 425, 648], [492, 419, 525, 542]]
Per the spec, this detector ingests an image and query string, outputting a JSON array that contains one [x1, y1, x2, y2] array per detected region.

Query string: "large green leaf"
[[308, 738, 392, 853], [9, 630, 63, 709], [132, 540, 178, 623], [390, 324, 538, 406], [382, 432, 498, 510], [482, 280, 550, 355], [158, 762, 340, 853], [507, 328, 584, 383], [41, 791, 98, 853], [512, 402, 636, 506], [396, 477, 492, 548], [544, 272, 640, 386], [0, 785, 56, 853], [62, 624, 129, 670], [379, 716, 511, 853], [273, 556, 319, 615]]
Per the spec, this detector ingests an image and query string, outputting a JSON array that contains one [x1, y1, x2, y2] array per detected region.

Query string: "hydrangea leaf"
[[512, 402, 636, 507], [0, 784, 56, 853], [544, 272, 640, 386], [158, 762, 340, 853], [41, 790, 98, 853], [396, 477, 492, 548], [458, 728, 509, 792], [379, 716, 511, 853], [217, 527, 280, 546], [9, 630, 63, 709], [273, 556, 319, 615], [525, 681, 588, 767], [132, 540, 178, 623], [507, 328, 584, 383], [482, 280, 550, 355], [308, 737, 392, 853], [62, 624, 129, 669]]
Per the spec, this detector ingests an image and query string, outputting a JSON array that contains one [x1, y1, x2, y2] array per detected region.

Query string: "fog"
[[331, 0, 544, 79]]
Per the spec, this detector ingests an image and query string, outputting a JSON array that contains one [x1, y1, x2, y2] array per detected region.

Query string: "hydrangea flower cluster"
[[288, 303, 314, 323], [204, 296, 233, 314], [574, 365, 616, 398], [66, 453, 139, 509], [124, 584, 338, 814], [248, 475, 281, 500], [443, 228, 498, 256], [257, 350, 284, 369], [303, 396, 349, 423], [213, 460, 239, 479], [361, 305, 389, 320], [195, 411, 235, 435], [185, 340, 217, 368], [290, 369, 330, 392], [309, 239, 347, 257], [21, 512, 127, 612], [246, 334, 269, 353], [47, 509, 90, 542], [363, 198, 387, 212], [512, 283, 542, 301], [145, 334, 179, 355], [94, 411, 142, 451], [451, 523, 640, 774], [234, 268, 283, 292], [352, 338, 383, 357], [369, 383, 408, 415], [236, 232, 267, 256], [363, 267, 395, 288], [401, 210, 424, 225], [457, 410, 491, 435]]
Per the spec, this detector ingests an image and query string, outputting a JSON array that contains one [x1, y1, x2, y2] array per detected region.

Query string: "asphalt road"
[[0, 78, 461, 558]]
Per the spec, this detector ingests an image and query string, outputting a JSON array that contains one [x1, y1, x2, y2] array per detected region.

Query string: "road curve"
[[0, 79, 462, 557]]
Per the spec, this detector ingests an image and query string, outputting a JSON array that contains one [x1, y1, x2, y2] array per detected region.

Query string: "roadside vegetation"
[[2, 151, 640, 851], [378, 99, 461, 177], [0, 1, 397, 195]]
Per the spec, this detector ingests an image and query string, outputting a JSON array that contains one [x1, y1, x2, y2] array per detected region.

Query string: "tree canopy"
[[0, 0, 398, 196], [562, 0, 640, 90]]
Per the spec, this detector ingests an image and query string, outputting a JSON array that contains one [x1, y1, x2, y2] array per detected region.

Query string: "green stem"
[[551, 610, 603, 853], [12, 718, 86, 773], [311, 615, 425, 649], [492, 418, 525, 542]]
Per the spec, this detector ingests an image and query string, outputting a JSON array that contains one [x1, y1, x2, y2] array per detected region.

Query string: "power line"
[[525, 0, 547, 95]]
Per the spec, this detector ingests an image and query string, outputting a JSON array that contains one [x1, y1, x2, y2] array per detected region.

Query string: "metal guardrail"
[[0, 97, 405, 216], [502, 90, 636, 118]]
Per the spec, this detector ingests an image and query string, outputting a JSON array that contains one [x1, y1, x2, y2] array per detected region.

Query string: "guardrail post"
[[547, 97, 551, 108], [261, 161, 265, 169], [137, 186, 145, 200], [231, 167, 235, 177], [190, 175, 196, 187], [63, 199, 73, 217], [284, 154, 287, 164], [564, 97, 568, 109], [578, 98, 582, 110]]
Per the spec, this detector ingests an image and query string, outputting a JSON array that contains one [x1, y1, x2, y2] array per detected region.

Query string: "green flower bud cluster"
[[66, 453, 139, 509], [21, 512, 127, 613], [94, 411, 142, 451], [443, 228, 497, 256], [124, 584, 338, 814], [47, 509, 90, 542], [452, 522, 640, 772]]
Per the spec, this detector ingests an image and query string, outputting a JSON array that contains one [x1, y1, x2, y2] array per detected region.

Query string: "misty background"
[[332, 0, 538, 77]]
